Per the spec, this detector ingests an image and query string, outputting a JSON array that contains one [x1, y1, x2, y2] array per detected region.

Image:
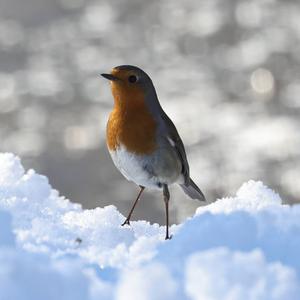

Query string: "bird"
[[101, 65, 205, 240]]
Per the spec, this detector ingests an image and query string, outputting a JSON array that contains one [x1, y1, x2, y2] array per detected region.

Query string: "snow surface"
[[0, 152, 300, 300]]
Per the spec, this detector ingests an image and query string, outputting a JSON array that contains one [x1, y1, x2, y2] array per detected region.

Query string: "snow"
[[0, 152, 300, 300], [184, 248, 299, 300]]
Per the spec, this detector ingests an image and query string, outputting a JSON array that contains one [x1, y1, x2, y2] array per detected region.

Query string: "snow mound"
[[196, 180, 281, 215], [185, 248, 299, 300], [0, 152, 300, 300]]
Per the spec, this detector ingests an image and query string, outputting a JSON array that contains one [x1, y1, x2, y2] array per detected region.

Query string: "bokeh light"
[[0, 0, 299, 224]]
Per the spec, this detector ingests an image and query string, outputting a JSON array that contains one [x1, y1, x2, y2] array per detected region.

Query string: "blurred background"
[[0, 0, 299, 224]]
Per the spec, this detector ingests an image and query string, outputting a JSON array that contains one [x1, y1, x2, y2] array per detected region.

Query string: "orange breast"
[[106, 85, 157, 155]]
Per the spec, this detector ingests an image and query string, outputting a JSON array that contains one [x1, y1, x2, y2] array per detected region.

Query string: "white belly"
[[109, 145, 159, 188]]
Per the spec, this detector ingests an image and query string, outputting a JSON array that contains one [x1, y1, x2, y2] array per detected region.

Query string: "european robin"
[[101, 65, 205, 240]]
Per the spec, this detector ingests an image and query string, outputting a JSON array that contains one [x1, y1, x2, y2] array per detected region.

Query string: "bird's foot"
[[121, 219, 130, 226], [165, 234, 173, 240]]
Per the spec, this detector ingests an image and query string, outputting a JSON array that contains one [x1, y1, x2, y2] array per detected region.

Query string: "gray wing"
[[159, 110, 190, 185], [160, 111, 206, 201]]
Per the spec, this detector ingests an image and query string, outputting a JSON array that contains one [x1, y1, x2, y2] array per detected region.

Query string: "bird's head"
[[101, 65, 156, 108]]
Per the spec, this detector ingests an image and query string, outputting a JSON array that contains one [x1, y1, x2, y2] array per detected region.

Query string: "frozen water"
[[0, 153, 300, 300]]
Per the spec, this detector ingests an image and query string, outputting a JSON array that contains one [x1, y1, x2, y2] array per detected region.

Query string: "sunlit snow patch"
[[0, 153, 300, 300]]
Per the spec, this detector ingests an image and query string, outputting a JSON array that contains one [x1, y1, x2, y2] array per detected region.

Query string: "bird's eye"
[[128, 75, 137, 83]]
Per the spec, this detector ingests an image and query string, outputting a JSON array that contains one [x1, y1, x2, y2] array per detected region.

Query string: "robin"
[[101, 65, 205, 240]]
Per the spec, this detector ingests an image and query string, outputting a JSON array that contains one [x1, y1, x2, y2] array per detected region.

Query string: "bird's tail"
[[180, 178, 206, 201]]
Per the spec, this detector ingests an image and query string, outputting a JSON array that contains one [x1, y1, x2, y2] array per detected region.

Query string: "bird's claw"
[[165, 234, 173, 240], [121, 219, 130, 226]]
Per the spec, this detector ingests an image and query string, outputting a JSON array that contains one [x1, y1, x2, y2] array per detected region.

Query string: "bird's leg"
[[122, 186, 145, 226], [163, 184, 172, 240]]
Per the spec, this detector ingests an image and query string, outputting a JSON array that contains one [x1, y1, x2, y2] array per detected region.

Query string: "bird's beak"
[[101, 73, 119, 81]]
